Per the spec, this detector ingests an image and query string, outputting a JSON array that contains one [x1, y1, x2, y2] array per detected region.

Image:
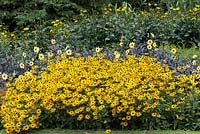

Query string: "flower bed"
[[0, 44, 200, 133]]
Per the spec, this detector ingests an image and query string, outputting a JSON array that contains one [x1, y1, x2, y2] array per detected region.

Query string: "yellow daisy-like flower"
[[33, 47, 40, 53], [192, 55, 198, 59], [48, 52, 54, 58], [151, 112, 157, 117], [22, 52, 27, 58], [126, 49, 130, 55], [171, 48, 177, 54], [51, 39, 56, 45], [152, 42, 157, 47], [119, 42, 123, 47], [192, 60, 197, 66], [38, 53, 45, 60], [2, 73, 8, 80], [23, 27, 29, 31], [85, 114, 90, 120], [36, 109, 41, 114], [22, 125, 29, 131], [105, 129, 111, 134], [147, 39, 153, 45], [113, 51, 119, 55], [57, 50, 62, 55], [66, 49, 72, 55], [147, 44, 152, 50], [196, 66, 200, 71], [50, 29, 54, 33], [115, 53, 120, 59], [29, 61, 34, 66], [19, 63, 25, 69], [150, 33, 155, 38], [95, 47, 102, 53], [129, 42, 135, 49]]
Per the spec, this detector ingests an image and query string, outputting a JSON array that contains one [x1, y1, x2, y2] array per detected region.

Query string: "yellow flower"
[[22, 125, 29, 131], [19, 63, 25, 69], [50, 29, 54, 33], [171, 48, 177, 54], [150, 33, 155, 38], [66, 49, 72, 55], [51, 39, 56, 45], [57, 50, 62, 55], [29, 61, 34, 66], [53, 23, 58, 27], [23, 27, 29, 31], [147, 39, 153, 45], [36, 109, 41, 114], [171, 104, 177, 109], [22, 52, 27, 58], [85, 114, 90, 120], [95, 47, 102, 53], [105, 129, 111, 134], [151, 112, 157, 117], [192, 55, 198, 59], [48, 52, 54, 58], [129, 42, 135, 49], [126, 49, 130, 55], [33, 47, 40, 53], [38, 53, 45, 60], [147, 44, 152, 50], [157, 114, 161, 118], [2, 73, 8, 80], [115, 53, 120, 59], [175, 7, 180, 11], [197, 66, 200, 71], [119, 42, 123, 47], [152, 42, 157, 47], [192, 60, 197, 66], [113, 51, 119, 55], [77, 114, 83, 121]]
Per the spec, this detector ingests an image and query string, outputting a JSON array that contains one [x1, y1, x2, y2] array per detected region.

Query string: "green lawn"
[[1, 129, 200, 134], [160, 45, 200, 62]]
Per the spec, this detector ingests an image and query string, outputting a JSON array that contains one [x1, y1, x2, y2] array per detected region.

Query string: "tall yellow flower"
[[66, 49, 72, 55], [147, 39, 153, 45], [23, 27, 29, 31], [33, 47, 40, 53], [192, 55, 197, 59], [48, 52, 54, 58], [19, 63, 25, 69], [22, 52, 27, 58], [95, 47, 102, 53], [105, 129, 111, 134], [2, 73, 8, 80], [171, 48, 177, 54], [29, 61, 34, 66], [147, 44, 152, 50], [129, 42, 135, 49], [51, 39, 56, 45], [38, 53, 45, 60]]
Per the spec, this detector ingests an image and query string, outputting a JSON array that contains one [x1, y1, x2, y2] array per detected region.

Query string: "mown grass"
[[1, 129, 200, 134], [161, 45, 200, 62], [31, 130, 200, 134]]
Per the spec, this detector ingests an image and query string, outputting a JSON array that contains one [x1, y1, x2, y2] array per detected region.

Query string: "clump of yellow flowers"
[[1, 51, 200, 133]]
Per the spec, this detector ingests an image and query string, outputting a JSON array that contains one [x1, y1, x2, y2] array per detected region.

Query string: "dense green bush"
[[0, 0, 83, 31]]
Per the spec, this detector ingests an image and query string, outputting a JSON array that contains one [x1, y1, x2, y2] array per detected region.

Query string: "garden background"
[[0, 0, 200, 134]]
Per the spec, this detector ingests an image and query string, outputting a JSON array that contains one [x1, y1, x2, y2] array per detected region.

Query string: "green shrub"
[[0, 0, 82, 31]]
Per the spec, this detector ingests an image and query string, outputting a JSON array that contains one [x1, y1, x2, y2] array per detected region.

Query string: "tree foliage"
[[0, 0, 83, 31]]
